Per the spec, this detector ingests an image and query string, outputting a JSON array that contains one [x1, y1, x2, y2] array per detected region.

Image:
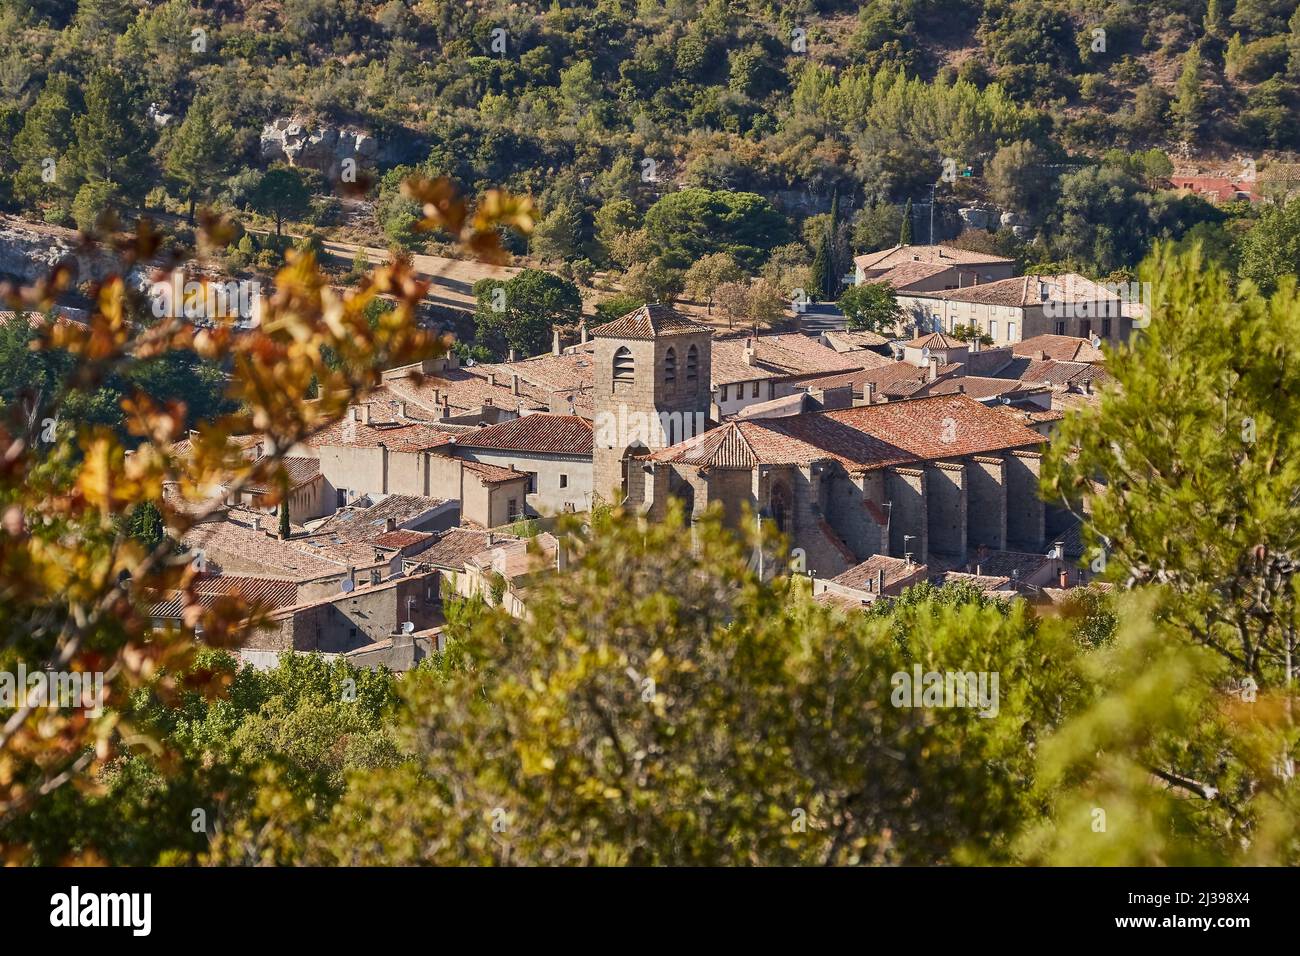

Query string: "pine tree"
[[69, 69, 152, 205], [900, 198, 914, 245], [164, 96, 234, 220], [1172, 43, 1206, 142]]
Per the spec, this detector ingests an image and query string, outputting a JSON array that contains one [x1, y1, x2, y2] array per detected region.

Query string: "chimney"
[[486, 531, 494, 546], [397, 401, 408, 419], [956, 384, 965, 394], [507, 347, 518, 362], [511, 373, 520, 396], [1058, 568, 1069, 588], [580, 323, 589, 345], [927, 356, 939, 382], [863, 381, 876, 404], [876, 568, 885, 594], [1036, 350, 1046, 361], [439, 395, 450, 419], [552, 329, 561, 356], [904, 552, 913, 567], [1038, 280, 1049, 302], [743, 337, 756, 366], [358, 404, 371, 425], [970, 335, 980, 353], [251, 515, 261, 532], [487, 371, 495, 387], [385, 517, 397, 533]]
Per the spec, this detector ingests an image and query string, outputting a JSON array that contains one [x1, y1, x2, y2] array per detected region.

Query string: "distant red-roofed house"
[[452, 412, 594, 515]]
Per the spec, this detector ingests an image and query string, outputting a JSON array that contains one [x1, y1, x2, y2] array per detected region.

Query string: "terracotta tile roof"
[[822, 330, 891, 350], [243, 457, 321, 494], [921, 376, 1043, 400], [182, 517, 349, 579], [313, 494, 454, 541], [870, 261, 953, 289], [381, 369, 553, 419], [995, 404, 1064, 425], [794, 358, 896, 392], [961, 549, 1050, 579], [992, 357, 1111, 388], [831, 555, 928, 592], [904, 331, 967, 350], [147, 573, 300, 619], [860, 360, 963, 398], [654, 394, 1043, 472], [590, 303, 711, 340], [307, 414, 460, 454], [711, 331, 866, 386], [374, 529, 435, 549], [462, 459, 529, 484], [914, 273, 1121, 309], [456, 413, 593, 456], [415, 528, 515, 569], [854, 244, 1014, 272], [1013, 334, 1105, 364]]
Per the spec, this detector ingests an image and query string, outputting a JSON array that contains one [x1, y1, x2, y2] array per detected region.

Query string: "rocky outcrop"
[[260, 118, 379, 180], [0, 218, 147, 288]]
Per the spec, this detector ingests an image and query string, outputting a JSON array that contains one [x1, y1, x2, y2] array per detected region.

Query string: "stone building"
[[591, 303, 714, 502], [634, 392, 1049, 579]]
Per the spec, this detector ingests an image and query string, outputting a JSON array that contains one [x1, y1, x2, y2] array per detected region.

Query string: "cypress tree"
[[900, 198, 914, 245]]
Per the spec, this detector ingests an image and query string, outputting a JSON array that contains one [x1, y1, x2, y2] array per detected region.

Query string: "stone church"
[[589, 303, 1051, 579]]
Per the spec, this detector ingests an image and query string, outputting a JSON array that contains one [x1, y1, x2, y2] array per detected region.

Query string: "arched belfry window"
[[613, 346, 635, 383], [686, 344, 699, 383], [664, 346, 677, 388]]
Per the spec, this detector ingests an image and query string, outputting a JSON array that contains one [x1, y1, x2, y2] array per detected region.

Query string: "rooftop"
[[590, 303, 712, 340], [854, 244, 1015, 272], [456, 413, 594, 456]]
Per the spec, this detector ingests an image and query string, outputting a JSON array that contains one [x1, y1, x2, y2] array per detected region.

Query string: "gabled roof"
[[312, 494, 454, 542], [590, 303, 711, 340], [710, 331, 867, 386], [653, 394, 1043, 473], [1013, 334, 1105, 364], [854, 244, 1015, 272], [457, 413, 593, 456], [904, 331, 967, 350]]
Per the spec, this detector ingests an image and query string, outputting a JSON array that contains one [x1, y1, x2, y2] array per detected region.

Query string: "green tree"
[[164, 96, 235, 220], [1237, 198, 1300, 295], [900, 197, 914, 245], [1171, 43, 1206, 141], [683, 252, 743, 314], [68, 68, 152, 208], [278, 504, 1085, 865], [473, 269, 582, 359], [810, 229, 832, 302], [1042, 246, 1300, 861], [11, 74, 79, 212], [249, 166, 312, 238], [839, 281, 902, 333], [642, 188, 791, 270]]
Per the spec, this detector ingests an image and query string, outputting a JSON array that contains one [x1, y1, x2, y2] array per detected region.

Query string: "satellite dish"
[[1090, 335, 1102, 349], [401, 621, 415, 634], [921, 346, 931, 361], [340, 577, 355, 594]]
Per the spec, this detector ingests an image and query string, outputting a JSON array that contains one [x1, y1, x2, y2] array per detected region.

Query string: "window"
[[1007, 321, 1016, 342], [1080, 320, 1091, 339], [526, 472, 537, 493], [988, 320, 998, 341], [559, 474, 568, 489], [507, 498, 518, 519], [686, 344, 699, 383], [336, 489, 347, 508], [932, 314, 942, 331], [751, 381, 760, 398], [664, 346, 676, 389], [1054, 321, 1066, 335], [613, 346, 634, 383], [721, 384, 729, 401], [1102, 317, 1112, 338]]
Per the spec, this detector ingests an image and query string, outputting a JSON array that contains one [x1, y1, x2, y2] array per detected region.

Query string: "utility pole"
[[929, 183, 936, 245]]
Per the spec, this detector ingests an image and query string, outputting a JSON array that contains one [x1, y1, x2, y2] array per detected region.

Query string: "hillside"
[[3, 1, 1300, 319]]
